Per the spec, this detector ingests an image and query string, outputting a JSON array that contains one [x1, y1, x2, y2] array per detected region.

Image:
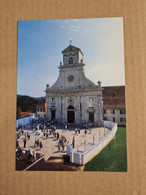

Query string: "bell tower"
[[62, 44, 84, 66]]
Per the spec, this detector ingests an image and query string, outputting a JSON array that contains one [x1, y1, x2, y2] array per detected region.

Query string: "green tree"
[[17, 107, 21, 118], [17, 95, 38, 112]]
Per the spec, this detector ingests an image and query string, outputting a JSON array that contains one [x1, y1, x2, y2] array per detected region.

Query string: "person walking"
[[72, 137, 75, 148]]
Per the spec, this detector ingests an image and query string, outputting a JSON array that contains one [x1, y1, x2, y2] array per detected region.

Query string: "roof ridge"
[[85, 77, 96, 85], [62, 45, 83, 55]]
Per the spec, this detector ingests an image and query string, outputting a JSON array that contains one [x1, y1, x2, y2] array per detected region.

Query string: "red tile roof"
[[36, 105, 45, 109], [102, 86, 125, 97], [103, 99, 125, 109], [18, 112, 33, 118], [102, 86, 125, 109]]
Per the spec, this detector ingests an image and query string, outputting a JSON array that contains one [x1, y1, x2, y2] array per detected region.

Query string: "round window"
[[67, 75, 74, 82]]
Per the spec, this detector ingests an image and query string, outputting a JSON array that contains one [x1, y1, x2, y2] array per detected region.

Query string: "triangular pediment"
[[62, 45, 83, 55]]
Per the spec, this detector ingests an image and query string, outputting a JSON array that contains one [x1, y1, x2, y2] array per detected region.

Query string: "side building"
[[36, 99, 46, 117], [102, 86, 126, 126]]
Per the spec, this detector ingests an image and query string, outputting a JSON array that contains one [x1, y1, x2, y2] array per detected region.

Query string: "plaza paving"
[[18, 124, 109, 162]]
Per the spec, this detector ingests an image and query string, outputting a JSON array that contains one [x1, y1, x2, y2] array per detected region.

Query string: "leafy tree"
[[17, 95, 39, 112]]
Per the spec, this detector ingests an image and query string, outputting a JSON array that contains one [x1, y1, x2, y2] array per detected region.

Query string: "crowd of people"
[[75, 128, 80, 134], [34, 138, 43, 148], [74, 127, 92, 135], [16, 134, 36, 162], [16, 119, 94, 164]]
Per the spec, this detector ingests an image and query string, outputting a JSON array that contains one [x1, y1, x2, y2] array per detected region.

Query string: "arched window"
[[89, 97, 93, 103], [69, 57, 73, 64], [67, 105, 74, 110]]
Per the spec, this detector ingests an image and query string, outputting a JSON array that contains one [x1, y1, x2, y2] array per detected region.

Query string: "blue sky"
[[17, 17, 125, 97]]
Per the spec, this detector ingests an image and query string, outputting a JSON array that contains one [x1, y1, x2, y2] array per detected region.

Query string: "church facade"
[[45, 44, 103, 126]]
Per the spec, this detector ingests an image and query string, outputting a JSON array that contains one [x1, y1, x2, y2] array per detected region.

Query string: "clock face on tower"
[[67, 75, 74, 82]]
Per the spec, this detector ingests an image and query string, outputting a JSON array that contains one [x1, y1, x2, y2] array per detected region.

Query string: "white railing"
[[66, 121, 117, 165]]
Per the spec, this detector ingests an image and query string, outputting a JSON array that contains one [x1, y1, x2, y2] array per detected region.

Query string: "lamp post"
[[93, 135, 95, 145], [84, 140, 86, 151]]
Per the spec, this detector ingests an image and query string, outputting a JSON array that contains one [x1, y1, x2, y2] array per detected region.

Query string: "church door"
[[51, 110, 55, 120], [67, 105, 75, 123], [89, 112, 94, 123]]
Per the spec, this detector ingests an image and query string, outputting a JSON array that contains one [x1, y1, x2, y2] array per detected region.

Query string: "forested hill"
[[16, 95, 45, 117]]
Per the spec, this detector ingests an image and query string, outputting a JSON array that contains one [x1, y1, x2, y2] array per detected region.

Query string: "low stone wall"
[[16, 115, 33, 128], [67, 121, 117, 165]]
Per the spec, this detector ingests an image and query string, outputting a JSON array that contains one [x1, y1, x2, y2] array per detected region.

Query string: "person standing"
[[44, 130, 46, 137], [78, 128, 80, 134], [62, 141, 65, 152], [65, 124, 67, 131], [37, 139, 39, 147], [24, 132, 27, 139], [28, 133, 30, 139], [34, 138, 37, 148], [21, 128, 24, 135], [32, 128, 35, 134], [40, 141, 43, 148], [58, 141, 60, 152], [72, 137, 75, 148], [33, 151, 36, 161], [16, 139, 19, 148], [57, 132, 59, 140], [23, 139, 26, 148], [46, 131, 48, 139]]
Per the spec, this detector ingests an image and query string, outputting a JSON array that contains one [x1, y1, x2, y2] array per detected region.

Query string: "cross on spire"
[[69, 38, 72, 45]]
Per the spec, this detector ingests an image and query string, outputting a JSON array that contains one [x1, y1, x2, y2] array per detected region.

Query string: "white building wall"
[[78, 51, 83, 63], [46, 90, 103, 125], [103, 108, 126, 126]]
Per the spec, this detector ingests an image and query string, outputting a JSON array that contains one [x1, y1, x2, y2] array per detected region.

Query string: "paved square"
[[17, 125, 109, 161]]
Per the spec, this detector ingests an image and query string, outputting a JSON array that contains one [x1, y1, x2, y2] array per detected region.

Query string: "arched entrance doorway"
[[67, 105, 75, 123], [51, 110, 55, 120], [50, 108, 56, 121], [89, 112, 94, 123]]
